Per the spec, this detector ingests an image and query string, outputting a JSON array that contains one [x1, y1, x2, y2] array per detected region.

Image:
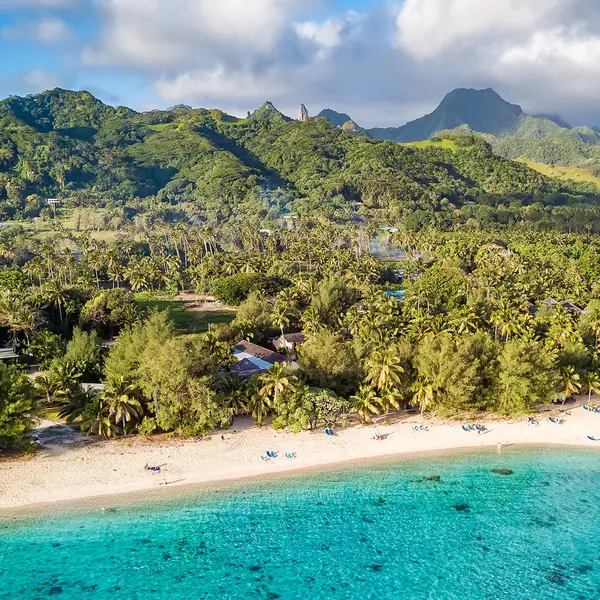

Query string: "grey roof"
[[542, 298, 560, 306], [560, 301, 583, 313], [281, 333, 306, 344], [234, 341, 290, 364], [229, 358, 265, 379]]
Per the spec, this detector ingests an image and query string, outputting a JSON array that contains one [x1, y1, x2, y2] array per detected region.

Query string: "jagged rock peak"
[[298, 104, 309, 122]]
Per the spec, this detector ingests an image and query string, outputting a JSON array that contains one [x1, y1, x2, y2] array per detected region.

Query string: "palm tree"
[[350, 385, 381, 423], [491, 304, 522, 341], [585, 371, 600, 403], [58, 387, 95, 423], [272, 302, 292, 338], [53, 361, 83, 398], [220, 374, 248, 415], [81, 396, 117, 438], [102, 376, 143, 437], [365, 348, 404, 391], [258, 363, 297, 408], [35, 374, 60, 404], [0, 297, 39, 345], [378, 385, 401, 419], [245, 376, 270, 427], [412, 377, 434, 416], [559, 365, 582, 406], [42, 280, 70, 323]]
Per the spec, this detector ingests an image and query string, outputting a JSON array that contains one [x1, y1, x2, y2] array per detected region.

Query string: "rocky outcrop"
[[298, 104, 309, 122]]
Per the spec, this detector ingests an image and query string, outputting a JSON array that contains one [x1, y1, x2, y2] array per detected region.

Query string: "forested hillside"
[[365, 88, 600, 175], [0, 88, 596, 227]]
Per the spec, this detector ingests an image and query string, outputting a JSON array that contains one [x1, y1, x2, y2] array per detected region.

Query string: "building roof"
[[234, 341, 290, 368], [542, 298, 560, 306], [541, 298, 583, 313], [229, 358, 265, 379], [281, 333, 306, 344], [560, 301, 583, 313]]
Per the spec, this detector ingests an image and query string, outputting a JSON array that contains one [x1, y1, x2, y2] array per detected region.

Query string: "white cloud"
[[21, 69, 62, 90], [85, 0, 301, 69], [79, 0, 600, 128], [3, 17, 73, 44], [296, 19, 344, 49], [155, 65, 291, 103], [499, 28, 600, 69], [396, 0, 566, 59]]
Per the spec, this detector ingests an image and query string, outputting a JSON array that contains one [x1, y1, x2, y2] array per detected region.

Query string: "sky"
[[1, 0, 600, 127]]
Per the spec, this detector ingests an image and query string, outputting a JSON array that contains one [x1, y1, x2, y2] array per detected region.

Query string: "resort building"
[[231, 340, 295, 378], [272, 332, 306, 354], [540, 298, 584, 315]]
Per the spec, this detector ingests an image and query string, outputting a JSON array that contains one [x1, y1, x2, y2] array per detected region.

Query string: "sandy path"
[[2, 407, 600, 510]]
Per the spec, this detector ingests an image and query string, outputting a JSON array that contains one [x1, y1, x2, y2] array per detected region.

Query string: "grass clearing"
[[37, 405, 65, 422], [520, 160, 600, 189], [135, 296, 236, 333], [405, 139, 475, 152]]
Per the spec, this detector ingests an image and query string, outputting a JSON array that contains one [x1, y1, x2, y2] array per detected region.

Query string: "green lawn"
[[519, 160, 600, 189], [406, 139, 463, 152], [37, 405, 65, 422], [135, 296, 236, 333]]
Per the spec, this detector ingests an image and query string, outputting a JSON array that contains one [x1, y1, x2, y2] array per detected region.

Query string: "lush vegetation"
[[0, 88, 600, 448], [0, 219, 599, 446], [0, 89, 599, 232]]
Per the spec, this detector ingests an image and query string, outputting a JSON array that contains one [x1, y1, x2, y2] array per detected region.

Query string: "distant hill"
[[367, 88, 600, 174], [249, 101, 292, 123], [0, 87, 595, 221], [317, 109, 361, 130], [368, 88, 524, 142]]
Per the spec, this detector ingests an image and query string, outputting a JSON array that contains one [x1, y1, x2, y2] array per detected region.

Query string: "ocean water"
[[1, 448, 600, 600]]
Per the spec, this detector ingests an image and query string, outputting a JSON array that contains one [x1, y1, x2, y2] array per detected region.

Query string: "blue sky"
[[0, 0, 599, 127]]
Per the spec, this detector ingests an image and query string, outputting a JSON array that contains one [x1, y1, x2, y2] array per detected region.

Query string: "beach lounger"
[[261, 455, 270, 461], [413, 426, 421, 432], [583, 406, 590, 411], [587, 436, 600, 441], [421, 426, 429, 432], [285, 452, 295, 459], [462, 425, 471, 432], [467, 424, 476, 431]]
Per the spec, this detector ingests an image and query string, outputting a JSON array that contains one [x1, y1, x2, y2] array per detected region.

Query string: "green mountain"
[[366, 88, 600, 174], [369, 88, 524, 142], [0, 88, 594, 222], [317, 109, 360, 129], [249, 101, 291, 124]]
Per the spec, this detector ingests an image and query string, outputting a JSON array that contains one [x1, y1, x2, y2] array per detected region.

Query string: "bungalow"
[[231, 341, 294, 379], [540, 298, 583, 315], [273, 332, 306, 353]]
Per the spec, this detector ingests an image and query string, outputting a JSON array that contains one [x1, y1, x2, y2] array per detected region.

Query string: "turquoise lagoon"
[[1, 447, 600, 599]]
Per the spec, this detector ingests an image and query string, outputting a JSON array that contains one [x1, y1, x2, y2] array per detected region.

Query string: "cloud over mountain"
[[3, 0, 600, 128]]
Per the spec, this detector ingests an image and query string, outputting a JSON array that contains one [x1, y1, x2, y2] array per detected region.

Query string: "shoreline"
[[2, 407, 600, 514], [2, 442, 599, 519]]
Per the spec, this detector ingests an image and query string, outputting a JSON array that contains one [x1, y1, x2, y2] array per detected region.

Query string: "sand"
[[2, 406, 600, 511]]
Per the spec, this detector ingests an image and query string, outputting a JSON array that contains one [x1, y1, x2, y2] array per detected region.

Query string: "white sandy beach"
[[2, 405, 600, 510]]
